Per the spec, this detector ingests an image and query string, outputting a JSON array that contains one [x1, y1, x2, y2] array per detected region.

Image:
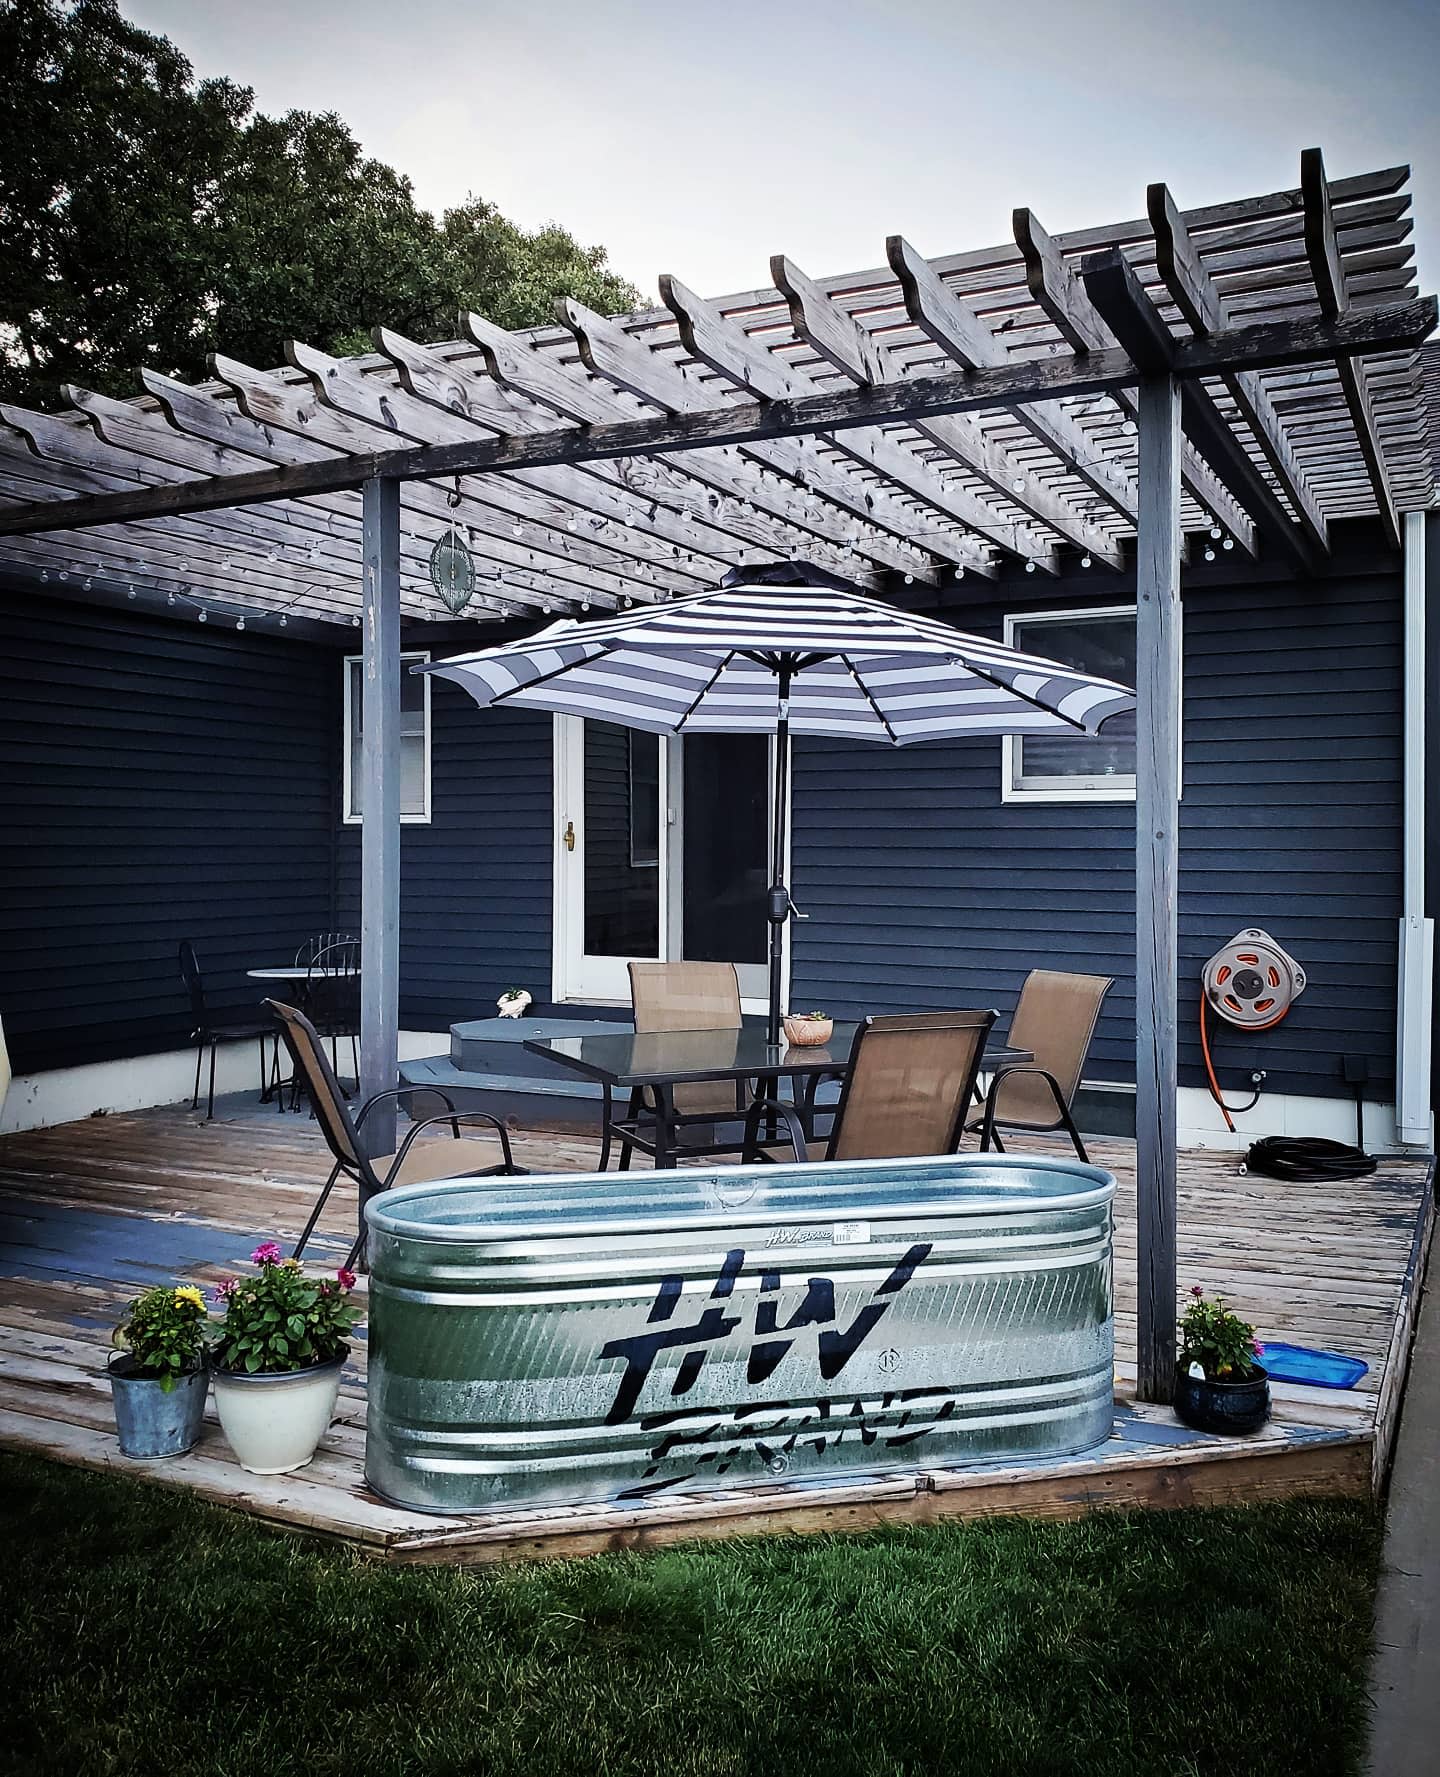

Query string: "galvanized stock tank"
[[364, 1153, 1115, 1513]]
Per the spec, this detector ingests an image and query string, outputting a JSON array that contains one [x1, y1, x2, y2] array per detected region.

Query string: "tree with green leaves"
[[0, 0, 639, 408]]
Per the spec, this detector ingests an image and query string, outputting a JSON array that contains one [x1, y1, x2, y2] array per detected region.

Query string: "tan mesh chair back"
[[628, 961, 744, 1118], [993, 971, 1113, 1127], [265, 999, 365, 1175], [829, 1010, 996, 1162], [0, 1013, 10, 1120]]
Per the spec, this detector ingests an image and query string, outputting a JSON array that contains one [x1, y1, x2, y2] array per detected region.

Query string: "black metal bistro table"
[[525, 1022, 1033, 1170]]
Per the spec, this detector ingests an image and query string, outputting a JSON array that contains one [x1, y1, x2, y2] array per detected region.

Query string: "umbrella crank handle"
[[767, 886, 808, 924]]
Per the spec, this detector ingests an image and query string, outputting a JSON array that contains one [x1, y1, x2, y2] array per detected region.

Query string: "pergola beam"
[[775, 254, 1127, 570], [887, 232, 1139, 530], [464, 308, 938, 583], [541, 298, 968, 578], [582, 281, 1004, 574], [1147, 182, 1330, 562], [0, 296, 1431, 540], [1082, 251, 1326, 573], [1302, 148, 1403, 549], [1014, 207, 1260, 556]]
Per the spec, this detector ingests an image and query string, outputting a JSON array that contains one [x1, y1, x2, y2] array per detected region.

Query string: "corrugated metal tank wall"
[[789, 567, 1403, 1103]]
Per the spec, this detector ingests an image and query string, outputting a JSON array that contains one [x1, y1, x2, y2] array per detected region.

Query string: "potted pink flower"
[[208, 1242, 361, 1474], [1173, 1285, 1270, 1434]]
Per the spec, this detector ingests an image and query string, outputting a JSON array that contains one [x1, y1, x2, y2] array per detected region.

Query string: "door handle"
[[563, 820, 575, 853]]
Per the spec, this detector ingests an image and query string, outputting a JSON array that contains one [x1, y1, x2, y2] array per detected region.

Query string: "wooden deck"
[[0, 1102, 1431, 1564]]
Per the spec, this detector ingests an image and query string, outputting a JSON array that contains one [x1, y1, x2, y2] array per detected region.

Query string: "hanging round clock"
[[429, 527, 476, 614]]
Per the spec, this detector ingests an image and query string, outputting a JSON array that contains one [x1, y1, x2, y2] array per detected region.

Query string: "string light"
[[197, 609, 208, 623], [236, 616, 246, 631], [1080, 554, 1092, 569]]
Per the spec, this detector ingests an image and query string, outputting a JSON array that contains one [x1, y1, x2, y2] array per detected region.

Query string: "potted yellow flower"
[[108, 1283, 210, 1459], [209, 1243, 360, 1474]]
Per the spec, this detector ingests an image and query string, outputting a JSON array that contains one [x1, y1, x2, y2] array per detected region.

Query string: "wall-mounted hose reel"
[[1202, 928, 1307, 1031], [1200, 928, 1306, 1133]]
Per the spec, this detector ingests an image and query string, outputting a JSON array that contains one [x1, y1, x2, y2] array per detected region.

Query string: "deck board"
[[0, 1102, 1430, 1562]]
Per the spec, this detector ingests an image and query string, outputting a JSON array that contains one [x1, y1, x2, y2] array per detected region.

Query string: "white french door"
[[552, 716, 776, 1006]]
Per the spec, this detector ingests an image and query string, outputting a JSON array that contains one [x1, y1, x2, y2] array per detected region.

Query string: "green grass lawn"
[[0, 1453, 1380, 1777]]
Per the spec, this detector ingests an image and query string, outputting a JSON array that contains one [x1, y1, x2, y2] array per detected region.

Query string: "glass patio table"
[[525, 1021, 1033, 1170]]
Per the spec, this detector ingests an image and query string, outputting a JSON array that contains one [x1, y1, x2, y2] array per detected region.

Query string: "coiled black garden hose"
[[1240, 1135, 1377, 1182]]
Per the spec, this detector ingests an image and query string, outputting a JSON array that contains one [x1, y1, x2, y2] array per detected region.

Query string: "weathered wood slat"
[[1301, 148, 1403, 550]]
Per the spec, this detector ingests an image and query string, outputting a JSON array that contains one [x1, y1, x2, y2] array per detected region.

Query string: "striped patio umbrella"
[[421, 567, 1136, 1044]]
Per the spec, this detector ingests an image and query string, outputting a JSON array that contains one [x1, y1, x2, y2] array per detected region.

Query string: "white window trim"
[[342, 649, 432, 825], [1000, 603, 1179, 806]]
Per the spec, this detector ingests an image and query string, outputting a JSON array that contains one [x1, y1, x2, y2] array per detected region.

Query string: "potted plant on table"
[[108, 1284, 210, 1459], [783, 1009, 833, 1048], [209, 1243, 361, 1475], [1174, 1285, 1270, 1434]]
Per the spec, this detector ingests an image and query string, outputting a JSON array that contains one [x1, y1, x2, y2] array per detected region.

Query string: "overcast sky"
[[127, 0, 1438, 304]]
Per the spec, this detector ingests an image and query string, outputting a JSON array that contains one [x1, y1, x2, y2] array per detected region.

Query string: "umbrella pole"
[[766, 663, 794, 1048]]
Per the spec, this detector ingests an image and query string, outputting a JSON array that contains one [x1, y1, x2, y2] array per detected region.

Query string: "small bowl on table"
[[783, 1015, 833, 1048]]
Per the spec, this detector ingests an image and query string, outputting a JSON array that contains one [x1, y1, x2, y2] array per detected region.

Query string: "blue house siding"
[[789, 567, 1403, 1103], [0, 588, 340, 1074], [336, 674, 553, 1030]]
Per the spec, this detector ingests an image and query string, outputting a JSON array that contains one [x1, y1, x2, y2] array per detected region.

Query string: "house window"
[[1001, 605, 1145, 803], [343, 652, 431, 823]]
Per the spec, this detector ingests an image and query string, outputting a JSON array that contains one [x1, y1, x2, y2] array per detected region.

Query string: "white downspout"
[[1396, 510, 1433, 1146]]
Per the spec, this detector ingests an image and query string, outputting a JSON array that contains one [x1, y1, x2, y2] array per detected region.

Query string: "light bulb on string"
[[1080, 555, 1092, 569], [1025, 561, 1036, 574], [236, 617, 246, 631], [198, 609, 208, 623], [1204, 547, 1216, 562], [1222, 538, 1234, 551]]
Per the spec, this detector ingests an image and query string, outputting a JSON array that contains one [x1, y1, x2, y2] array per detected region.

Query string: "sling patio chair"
[[741, 1009, 997, 1164], [969, 969, 1114, 1163], [267, 999, 525, 1271], [604, 961, 756, 1170]]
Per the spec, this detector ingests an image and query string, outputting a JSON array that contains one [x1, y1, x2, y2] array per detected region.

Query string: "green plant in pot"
[[1174, 1286, 1270, 1434], [108, 1284, 210, 1459], [209, 1243, 361, 1475]]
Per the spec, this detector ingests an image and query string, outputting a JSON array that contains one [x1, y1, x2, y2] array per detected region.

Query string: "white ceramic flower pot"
[[211, 1353, 346, 1474]]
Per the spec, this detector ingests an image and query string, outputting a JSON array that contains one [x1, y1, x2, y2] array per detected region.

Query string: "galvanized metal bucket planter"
[[107, 1357, 208, 1460], [364, 1153, 1116, 1514]]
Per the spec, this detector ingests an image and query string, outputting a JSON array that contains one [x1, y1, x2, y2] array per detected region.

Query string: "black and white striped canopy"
[[420, 580, 1135, 744]]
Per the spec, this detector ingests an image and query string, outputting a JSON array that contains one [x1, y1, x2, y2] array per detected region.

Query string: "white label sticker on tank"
[[832, 1221, 871, 1245]]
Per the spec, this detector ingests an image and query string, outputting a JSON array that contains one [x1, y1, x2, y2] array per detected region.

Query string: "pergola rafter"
[[0, 155, 1428, 630]]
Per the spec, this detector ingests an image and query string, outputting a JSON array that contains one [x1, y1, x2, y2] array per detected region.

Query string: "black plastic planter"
[[1173, 1364, 1271, 1435]]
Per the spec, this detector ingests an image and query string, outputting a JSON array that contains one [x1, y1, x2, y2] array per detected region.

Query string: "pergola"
[[1, 148, 1433, 1400]]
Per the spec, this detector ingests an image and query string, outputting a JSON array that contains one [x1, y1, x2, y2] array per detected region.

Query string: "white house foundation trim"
[[0, 1033, 449, 1136]]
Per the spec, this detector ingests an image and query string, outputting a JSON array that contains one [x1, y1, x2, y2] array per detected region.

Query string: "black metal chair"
[[178, 940, 274, 1121], [305, 937, 360, 1087], [268, 999, 526, 1271]]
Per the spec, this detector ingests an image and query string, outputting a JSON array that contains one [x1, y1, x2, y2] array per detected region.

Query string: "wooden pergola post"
[[358, 474, 401, 1169], [1134, 374, 1182, 1402]]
